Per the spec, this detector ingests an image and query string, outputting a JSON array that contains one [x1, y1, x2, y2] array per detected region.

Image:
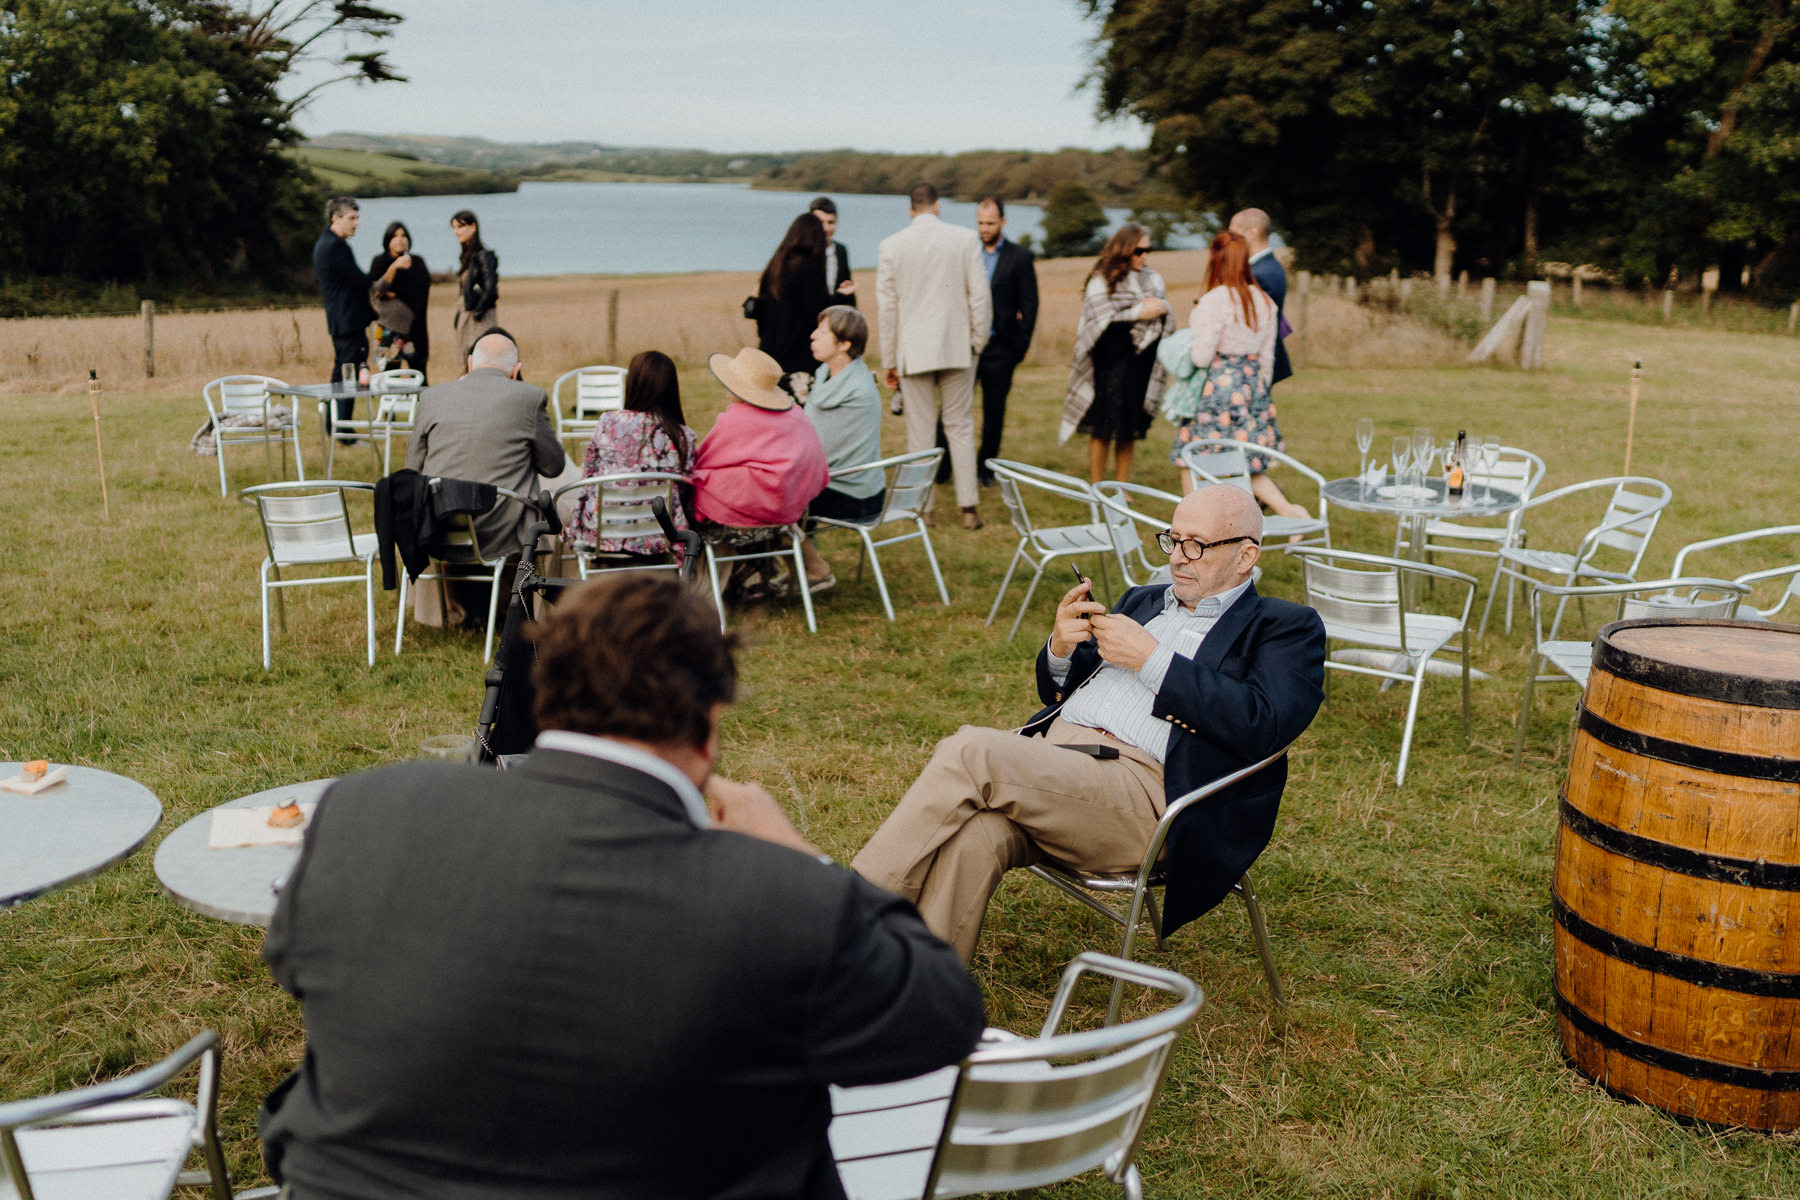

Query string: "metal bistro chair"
[[551, 471, 692, 580], [202, 375, 303, 497], [0, 1031, 232, 1200], [827, 953, 1201, 1200], [1511, 575, 1749, 763], [1030, 748, 1293, 1017], [702, 524, 818, 634], [1290, 548, 1477, 788], [1178, 438, 1330, 546], [1090, 481, 1180, 587], [1477, 476, 1672, 637], [553, 365, 628, 451], [370, 368, 425, 475], [985, 460, 1115, 640], [395, 483, 541, 663], [812, 449, 950, 621], [1671, 525, 1800, 622], [241, 481, 379, 671]]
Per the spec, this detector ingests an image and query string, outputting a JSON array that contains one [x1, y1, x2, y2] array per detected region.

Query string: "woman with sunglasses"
[[1173, 230, 1308, 519], [1060, 222, 1170, 483]]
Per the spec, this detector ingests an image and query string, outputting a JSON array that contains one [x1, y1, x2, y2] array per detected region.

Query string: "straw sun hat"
[[708, 347, 794, 411]]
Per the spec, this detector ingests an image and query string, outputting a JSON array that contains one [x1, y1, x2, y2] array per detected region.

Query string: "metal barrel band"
[[1552, 887, 1800, 999], [1553, 982, 1800, 1092], [1593, 618, 1800, 710], [1577, 705, 1800, 784], [1558, 791, 1800, 890]]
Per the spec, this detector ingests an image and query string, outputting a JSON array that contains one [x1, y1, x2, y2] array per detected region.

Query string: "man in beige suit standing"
[[877, 183, 992, 528]]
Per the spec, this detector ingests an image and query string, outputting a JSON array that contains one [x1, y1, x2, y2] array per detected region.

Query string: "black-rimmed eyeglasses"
[[1156, 531, 1259, 559]]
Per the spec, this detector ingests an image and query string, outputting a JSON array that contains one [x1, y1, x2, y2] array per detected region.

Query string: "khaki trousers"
[[851, 718, 1164, 960], [901, 367, 978, 508]]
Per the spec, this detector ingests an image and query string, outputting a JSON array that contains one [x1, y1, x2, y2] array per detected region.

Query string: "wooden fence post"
[[1478, 278, 1495, 323], [1662, 289, 1675, 320], [1400, 278, 1414, 305], [1436, 271, 1451, 301], [606, 289, 620, 363], [1789, 301, 1798, 333], [1456, 269, 1469, 301], [1572, 274, 1583, 307], [141, 300, 155, 378], [1520, 281, 1551, 369], [1293, 271, 1310, 368], [1345, 277, 1357, 304]]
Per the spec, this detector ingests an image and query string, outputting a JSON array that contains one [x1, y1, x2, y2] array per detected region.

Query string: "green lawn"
[[3, 314, 1798, 1196]]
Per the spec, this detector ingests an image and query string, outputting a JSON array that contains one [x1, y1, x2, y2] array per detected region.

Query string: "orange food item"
[[22, 761, 48, 782], [267, 801, 306, 829]]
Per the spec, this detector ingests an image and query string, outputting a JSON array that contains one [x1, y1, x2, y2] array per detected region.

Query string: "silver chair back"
[[883, 455, 938, 522]]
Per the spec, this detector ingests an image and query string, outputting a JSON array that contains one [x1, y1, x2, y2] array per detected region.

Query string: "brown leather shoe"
[[960, 506, 983, 530]]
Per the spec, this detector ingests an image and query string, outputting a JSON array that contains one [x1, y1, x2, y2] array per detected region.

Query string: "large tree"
[[1079, 0, 1600, 277], [0, 0, 401, 284]]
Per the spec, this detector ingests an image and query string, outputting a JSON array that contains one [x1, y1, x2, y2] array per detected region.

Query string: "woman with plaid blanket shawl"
[[1060, 223, 1171, 482]]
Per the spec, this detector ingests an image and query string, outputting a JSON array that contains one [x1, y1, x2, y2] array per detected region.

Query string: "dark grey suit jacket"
[[260, 748, 984, 1200], [403, 368, 566, 554], [1249, 253, 1292, 384], [985, 239, 1039, 365]]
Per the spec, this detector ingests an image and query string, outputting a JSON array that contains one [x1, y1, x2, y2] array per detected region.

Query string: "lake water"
[[350, 181, 1183, 278]]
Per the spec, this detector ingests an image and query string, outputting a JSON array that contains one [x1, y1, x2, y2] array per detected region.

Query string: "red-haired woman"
[[1174, 231, 1307, 518], [1060, 223, 1171, 482]]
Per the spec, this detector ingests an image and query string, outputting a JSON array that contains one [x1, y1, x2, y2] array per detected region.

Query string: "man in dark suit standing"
[[313, 196, 376, 434], [810, 196, 857, 307], [260, 574, 984, 1200], [854, 484, 1325, 960], [938, 196, 1039, 487], [1231, 207, 1292, 387]]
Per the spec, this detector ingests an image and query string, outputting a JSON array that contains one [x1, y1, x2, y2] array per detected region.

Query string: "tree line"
[[755, 149, 1154, 207], [1080, 0, 1800, 299], [0, 0, 400, 291]]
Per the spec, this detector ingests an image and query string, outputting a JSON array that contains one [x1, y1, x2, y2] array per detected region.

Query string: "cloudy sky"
[[286, 0, 1148, 153]]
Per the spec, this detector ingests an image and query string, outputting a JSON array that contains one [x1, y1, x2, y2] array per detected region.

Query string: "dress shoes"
[[960, 506, 983, 531]]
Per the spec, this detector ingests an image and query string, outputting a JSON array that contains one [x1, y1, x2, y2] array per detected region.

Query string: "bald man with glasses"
[[854, 484, 1326, 960]]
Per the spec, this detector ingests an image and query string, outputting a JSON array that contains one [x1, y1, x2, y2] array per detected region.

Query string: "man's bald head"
[[1228, 208, 1271, 253], [1167, 484, 1263, 603], [469, 332, 520, 375]]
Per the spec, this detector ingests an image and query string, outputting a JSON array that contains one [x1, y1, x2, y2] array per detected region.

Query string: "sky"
[[285, 0, 1149, 153]]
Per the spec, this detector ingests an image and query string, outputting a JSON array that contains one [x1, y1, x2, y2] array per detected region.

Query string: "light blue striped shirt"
[[1045, 579, 1253, 762]]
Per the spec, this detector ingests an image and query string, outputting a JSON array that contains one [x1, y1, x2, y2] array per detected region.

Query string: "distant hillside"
[[293, 146, 517, 197], [753, 148, 1152, 204], [308, 133, 800, 181]]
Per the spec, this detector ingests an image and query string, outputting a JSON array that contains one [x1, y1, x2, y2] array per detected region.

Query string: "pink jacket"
[[691, 401, 831, 527]]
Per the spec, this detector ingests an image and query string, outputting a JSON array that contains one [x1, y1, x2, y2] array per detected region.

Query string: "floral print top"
[[566, 410, 697, 557]]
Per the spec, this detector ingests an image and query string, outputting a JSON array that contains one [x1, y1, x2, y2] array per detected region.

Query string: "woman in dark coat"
[[368, 221, 431, 381], [450, 209, 499, 360], [754, 212, 831, 384]]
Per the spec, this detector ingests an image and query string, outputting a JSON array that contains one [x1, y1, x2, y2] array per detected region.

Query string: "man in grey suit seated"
[[403, 329, 566, 626], [259, 574, 984, 1199]]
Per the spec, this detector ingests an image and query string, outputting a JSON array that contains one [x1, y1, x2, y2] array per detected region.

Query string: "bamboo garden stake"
[[1622, 360, 1641, 476], [88, 369, 111, 518]]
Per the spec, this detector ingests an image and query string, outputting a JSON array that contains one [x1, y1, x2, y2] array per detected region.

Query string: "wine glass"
[[1466, 432, 1486, 493], [1390, 436, 1410, 495], [1483, 433, 1502, 493], [1356, 418, 1375, 497]]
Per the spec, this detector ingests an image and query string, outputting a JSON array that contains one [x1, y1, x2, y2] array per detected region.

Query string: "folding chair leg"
[[482, 565, 507, 663], [1394, 657, 1430, 788], [216, 434, 231, 497], [261, 563, 274, 671], [364, 565, 377, 667], [918, 518, 950, 606], [1143, 888, 1167, 952], [1512, 659, 1541, 765], [861, 529, 897, 621], [788, 527, 817, 633], [1460, 634, 1471, 745], [985, 545, 1027, 626], [1006, 565, 1048, 641], [704, 544, 728, 633], [1478, 562, 1507, 638], [1237, 873, 1286, 1009], [394, 573, 410, 655]]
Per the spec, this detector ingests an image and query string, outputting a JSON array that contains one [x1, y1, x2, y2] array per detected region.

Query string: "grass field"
[[2, 299, 1799, 1196]]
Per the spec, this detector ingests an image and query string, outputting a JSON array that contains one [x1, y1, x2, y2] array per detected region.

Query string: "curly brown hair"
[[1089, 222, 1151, 295], [529, 576, 740, 751]]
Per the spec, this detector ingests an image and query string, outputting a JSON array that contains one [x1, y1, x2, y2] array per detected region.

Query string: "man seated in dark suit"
[[259, 574, 985, 1200], [854, 484, 1326, 960]]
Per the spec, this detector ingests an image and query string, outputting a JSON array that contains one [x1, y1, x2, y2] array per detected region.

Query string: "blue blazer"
[[1250, 254, 1293, 385], [1030, 583, 1325, 935]]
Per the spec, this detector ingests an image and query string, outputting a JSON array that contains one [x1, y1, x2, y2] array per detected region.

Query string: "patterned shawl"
[[1059, 267, 1171, 444]]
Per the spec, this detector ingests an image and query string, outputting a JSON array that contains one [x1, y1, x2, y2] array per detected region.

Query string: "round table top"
[[266, 381, 390, 401], [0, 764, 162, 909], [154, 778, 334, 927], [1323, 476, 1523, 519]]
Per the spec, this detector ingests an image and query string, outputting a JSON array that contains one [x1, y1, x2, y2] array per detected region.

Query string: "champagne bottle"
[[1447, 429, 1467, 498]]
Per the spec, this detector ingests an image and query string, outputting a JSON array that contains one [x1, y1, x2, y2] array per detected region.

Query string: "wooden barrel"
[[1554, 618, 1800, 1130]]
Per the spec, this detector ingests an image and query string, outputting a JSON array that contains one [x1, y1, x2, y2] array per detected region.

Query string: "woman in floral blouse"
[[566, 350, 697, 560]]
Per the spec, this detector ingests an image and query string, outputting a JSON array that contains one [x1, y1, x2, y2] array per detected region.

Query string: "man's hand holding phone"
[[1049, 567, 1105, 658]]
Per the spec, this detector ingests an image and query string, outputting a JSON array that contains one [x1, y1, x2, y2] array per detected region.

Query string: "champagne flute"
[[1467, 432, 1486, 493], [1483, 433, 1502, 494], [1411, 426, 1433, 497], [1390, 435, 1410, 495], [1356, 418, 1375, 497]]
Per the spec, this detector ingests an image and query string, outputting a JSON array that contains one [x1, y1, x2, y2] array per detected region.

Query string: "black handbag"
[[741, 295, 760, 320]]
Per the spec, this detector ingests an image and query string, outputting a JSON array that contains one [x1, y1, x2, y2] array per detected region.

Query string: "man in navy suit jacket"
[[1231, 207, 1292, 386], [854, 485, 1325, 959]]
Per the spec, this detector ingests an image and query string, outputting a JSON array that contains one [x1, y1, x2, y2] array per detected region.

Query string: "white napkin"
[[1362, 463, 1387, 489], [208, 802, 317, 849]]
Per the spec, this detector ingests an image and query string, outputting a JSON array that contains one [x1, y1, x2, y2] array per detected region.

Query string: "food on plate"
[[267, 801, 306, 829], [22, 760, 49, 782]]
